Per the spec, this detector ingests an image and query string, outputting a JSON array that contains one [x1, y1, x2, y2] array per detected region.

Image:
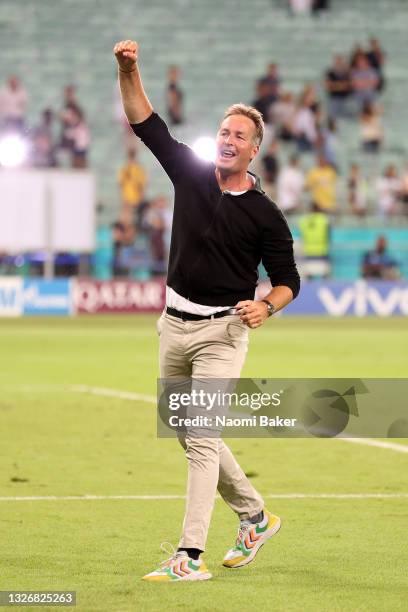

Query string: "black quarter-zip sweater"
[[131, 113, 300, 307]]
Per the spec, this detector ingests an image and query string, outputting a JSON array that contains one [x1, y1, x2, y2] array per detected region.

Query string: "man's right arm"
[[114, 40, 153, 124], [114, 39, 202, 183]]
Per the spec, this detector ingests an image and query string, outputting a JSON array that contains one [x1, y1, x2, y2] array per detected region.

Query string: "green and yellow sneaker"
[[142, 546, 212, 582], [223, 509, 281, 568]]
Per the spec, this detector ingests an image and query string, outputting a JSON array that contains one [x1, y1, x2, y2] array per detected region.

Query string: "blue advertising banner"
[[282, 280, 408, 317], [23, 279, 73, 316], [1, 277, 407, 317]]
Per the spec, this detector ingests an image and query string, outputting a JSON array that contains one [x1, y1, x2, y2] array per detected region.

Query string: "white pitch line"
[[0, 493, 407, 502], [71, 386, 408, 454], [8, 384, 408, 454], [69, 385, 156, 404], [338, 437, 408, 454]]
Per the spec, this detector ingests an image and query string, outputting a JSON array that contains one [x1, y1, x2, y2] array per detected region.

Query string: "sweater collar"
[[211, 167, 264, 195], [247, 171, 264, 194]]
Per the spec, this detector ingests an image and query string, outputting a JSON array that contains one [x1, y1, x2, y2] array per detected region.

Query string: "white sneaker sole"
[[224, 518, 281, 569], [143, 571, 213, 582]]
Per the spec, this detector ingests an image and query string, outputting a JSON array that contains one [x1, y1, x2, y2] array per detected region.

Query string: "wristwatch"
[[261, 299, 276, 317]]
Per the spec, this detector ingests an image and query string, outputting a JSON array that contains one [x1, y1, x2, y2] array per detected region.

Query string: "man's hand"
[[114, 39, 152, 124], [235, 300, 269, 329], [114, 40, 138, 73]]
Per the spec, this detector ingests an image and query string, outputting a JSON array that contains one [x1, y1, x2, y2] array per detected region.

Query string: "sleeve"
[[130, 112, 204, 183], [261, 209, 301, 299]]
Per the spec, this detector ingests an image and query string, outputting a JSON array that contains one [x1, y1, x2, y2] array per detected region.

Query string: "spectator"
[[362, 236, 399, 280], [276, 155, 305, 214], [375, 165, 400, 216], [366, 37, 386, 92], [347, 163, 369, 216], [166, 66, 184, 125], [112, 221, 151, 278], [293, 93, 318, 152], [298, 202, 331, 279], [58, 84, 83, 154], [319, 117, 338, 169], [351, 54, 379, 114], [112, 221, 127, 276], [0, 75, 28, 133], [145, 196, 169, 275], [350, 45, 365, 69], [261, 139, 280, 187], [31, 108, 57, 168], [258, 63, 281, 101], [121, 223, 151, 280], [272, 91, 296, 141], [324, 55, 352, 120], [301, 83, 321, 115], [118, 148, 147, 225], [252, 79, 276, 123], [64, 107, 90, 168], [312, 0, 330, 16], [306, 153, 337, 212], [359, 102, 383, 153]]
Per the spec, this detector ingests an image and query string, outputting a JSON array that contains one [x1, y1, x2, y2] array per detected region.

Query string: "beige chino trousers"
[[158, 312, 264, 551]]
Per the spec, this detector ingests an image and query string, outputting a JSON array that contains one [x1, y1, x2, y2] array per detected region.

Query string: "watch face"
[[262, 300, 274, 316], [266, 302, 275, 316]]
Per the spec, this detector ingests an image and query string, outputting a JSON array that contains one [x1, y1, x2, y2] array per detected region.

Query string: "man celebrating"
[[114, 40, 300, 582]]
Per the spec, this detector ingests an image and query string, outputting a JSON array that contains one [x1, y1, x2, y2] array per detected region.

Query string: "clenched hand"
[[114, 40, 138, 73], [235, 300, 269, 329]]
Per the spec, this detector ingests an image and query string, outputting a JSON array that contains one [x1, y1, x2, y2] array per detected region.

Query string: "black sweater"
[[131, 113, 300, 306]]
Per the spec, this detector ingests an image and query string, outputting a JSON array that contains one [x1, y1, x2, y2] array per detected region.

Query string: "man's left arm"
[[236, 209, 300, 329], [236, 285, 294, 329]]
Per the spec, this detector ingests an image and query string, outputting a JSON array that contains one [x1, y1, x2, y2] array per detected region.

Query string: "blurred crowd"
[[0, 78, 90, 168], [254, 37, 385, 152], [1, 29, 406, 280], [0, 68, 183, 279], [111, 148, 172, 278], [260, 154, 408, 218], [248, 36, 408, 218]]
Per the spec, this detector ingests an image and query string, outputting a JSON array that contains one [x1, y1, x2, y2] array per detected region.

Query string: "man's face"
[[215, 115, 259, 175]]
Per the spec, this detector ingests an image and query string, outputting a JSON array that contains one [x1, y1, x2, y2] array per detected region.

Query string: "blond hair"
[[222, 103, 264, 145]]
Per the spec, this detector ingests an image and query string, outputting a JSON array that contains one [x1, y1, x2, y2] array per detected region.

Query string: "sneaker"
[[223, 509, 281, 568], [142, 545, 212, 582]]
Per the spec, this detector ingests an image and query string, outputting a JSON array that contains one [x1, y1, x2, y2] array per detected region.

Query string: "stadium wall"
[[1, 277, 408, 317]]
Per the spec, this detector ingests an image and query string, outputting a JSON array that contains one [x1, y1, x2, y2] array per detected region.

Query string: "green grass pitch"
[[0, 315, 407, 611]]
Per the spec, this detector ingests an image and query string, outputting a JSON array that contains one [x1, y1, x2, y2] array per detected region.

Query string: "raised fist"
[[114, 40, 138, 72]]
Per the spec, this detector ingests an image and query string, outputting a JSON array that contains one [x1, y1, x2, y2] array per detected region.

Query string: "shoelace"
[[236, 521, 252, 545], [159, 542, 186, 568]]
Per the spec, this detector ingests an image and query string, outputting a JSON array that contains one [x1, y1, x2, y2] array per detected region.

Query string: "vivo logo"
[[0, 278, 22, 317], [0, 287, 18, 308], [318, 282, 408, 316]]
